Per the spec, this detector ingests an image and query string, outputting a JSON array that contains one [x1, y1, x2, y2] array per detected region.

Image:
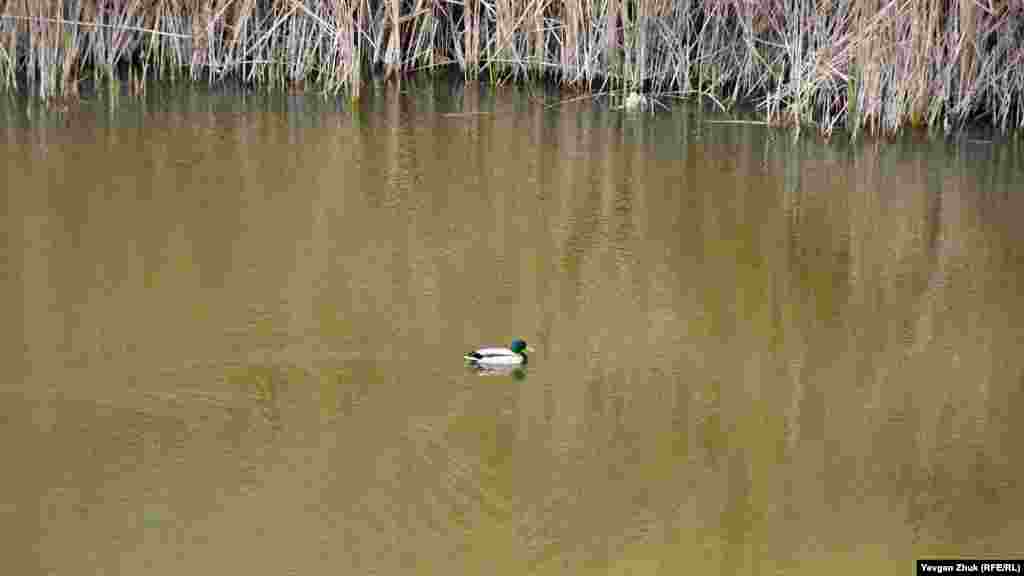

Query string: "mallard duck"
[[464, 339, 533, 366]]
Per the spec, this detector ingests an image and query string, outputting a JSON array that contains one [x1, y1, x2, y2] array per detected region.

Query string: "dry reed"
[[1, 0, 1022, 134]]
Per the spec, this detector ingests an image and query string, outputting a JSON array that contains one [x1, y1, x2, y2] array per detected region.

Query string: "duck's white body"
[[464, 347, 527, 365], [464, 340, 532, 366]]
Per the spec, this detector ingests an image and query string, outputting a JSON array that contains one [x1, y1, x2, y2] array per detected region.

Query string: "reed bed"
[[1, 0, 1022, 134]]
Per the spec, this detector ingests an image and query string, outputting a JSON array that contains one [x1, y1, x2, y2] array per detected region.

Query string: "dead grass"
[[0, 0, 1021, 134]]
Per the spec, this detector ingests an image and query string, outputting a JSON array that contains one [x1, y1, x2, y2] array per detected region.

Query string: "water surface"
[[3, 81, 1023, 575]]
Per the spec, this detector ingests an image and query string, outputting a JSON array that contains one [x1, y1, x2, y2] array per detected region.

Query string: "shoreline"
[[2, 1, 1021, 137]]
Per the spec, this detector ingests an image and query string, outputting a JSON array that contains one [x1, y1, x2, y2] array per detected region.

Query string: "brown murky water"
[[3, 81, 1023, 575]]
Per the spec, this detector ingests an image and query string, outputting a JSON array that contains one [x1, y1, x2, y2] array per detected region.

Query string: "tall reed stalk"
[[1, 0, 1022, 134]]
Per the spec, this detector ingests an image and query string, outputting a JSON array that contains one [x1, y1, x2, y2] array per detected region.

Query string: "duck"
[[464, 339, 533, 366]]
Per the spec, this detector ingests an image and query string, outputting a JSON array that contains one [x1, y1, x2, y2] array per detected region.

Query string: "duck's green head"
[[510, 339, 529, 354]]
